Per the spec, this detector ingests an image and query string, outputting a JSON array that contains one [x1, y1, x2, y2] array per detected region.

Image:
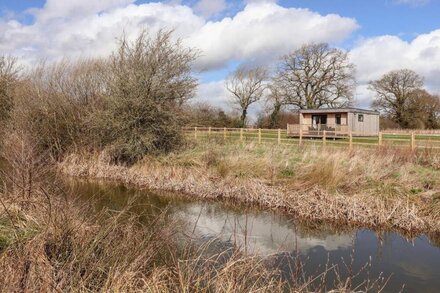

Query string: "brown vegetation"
[[60, 141, 440, 235], [183, 102, 242, 128], [0, 134, 392, 292], [1, 30, 197, 165], [256, 110, 299, 129], [0, 56, 20, 143], [370, 69, 440, 129], [272, 43, 356, 109], [2, 28, 440, 292]]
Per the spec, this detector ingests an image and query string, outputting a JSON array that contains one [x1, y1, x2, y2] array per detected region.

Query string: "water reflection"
[[175, 204, 353, 255], [69, 179, 440, 292]]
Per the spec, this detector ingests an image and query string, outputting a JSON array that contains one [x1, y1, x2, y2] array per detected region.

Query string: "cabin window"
[[312, 115, 327, 125], [358, 114, 364, 122], [335, 114, 341, 125]]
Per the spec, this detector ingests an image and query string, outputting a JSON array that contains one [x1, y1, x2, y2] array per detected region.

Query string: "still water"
[[68, 179, 440, 292]]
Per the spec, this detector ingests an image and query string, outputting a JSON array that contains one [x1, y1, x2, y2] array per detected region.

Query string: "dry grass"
[[60, 142, 440, 234], [1, 153, 289, 292], [0, 136, 397, 292], [0, 188, 390, 292], [1, 161, 390, 292]]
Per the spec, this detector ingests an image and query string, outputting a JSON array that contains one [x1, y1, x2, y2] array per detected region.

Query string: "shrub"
[[91, 30, 198, 164], [0, 56, 19, 144], [4, 30, 197, 164], [184, 102, 242, 128], [7, 60, 105, 159]]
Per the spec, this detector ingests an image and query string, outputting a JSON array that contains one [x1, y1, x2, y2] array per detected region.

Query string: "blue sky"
[[281, 0, 440, 41], [3, 0, 439, 41], [0, 0, 439, 114]]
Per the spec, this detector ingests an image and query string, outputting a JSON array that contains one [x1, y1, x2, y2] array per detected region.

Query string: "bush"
[[0, 56, 19, 143], [91, 30, 198, 164], [7, 60, 106, 159], [184, 102, 241, 128], [3, 30, 197, 165], [256, 110, 299, 129]]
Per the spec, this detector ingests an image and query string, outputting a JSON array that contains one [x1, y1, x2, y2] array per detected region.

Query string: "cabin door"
[[312, 115, 327, 130]]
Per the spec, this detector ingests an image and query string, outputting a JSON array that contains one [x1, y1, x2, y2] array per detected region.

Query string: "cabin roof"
[[298, 108, 379, 115]]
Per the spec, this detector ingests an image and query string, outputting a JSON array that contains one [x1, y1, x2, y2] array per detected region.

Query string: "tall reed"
[[1, 137, 391, 292]]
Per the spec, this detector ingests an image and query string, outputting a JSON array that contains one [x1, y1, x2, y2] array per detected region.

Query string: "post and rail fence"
[[183, 126, 440, 151]]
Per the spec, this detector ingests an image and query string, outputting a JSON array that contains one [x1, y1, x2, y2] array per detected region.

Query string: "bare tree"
[[0, 56, 19, 125], [266, 84, 285, 128], [95, 30, 198, 164], [225, 65, 268, 127], [369, 69, 424, 128], [9, 60, 96, 158], [407, 89, 440, 129], [273, 43, 355, 109]]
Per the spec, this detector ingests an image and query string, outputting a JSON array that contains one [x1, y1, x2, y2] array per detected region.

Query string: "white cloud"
[[393, 0, 430, 6], [195, 80, 229, 108], [0, 1, 204, 65], [13, 1, 440, 112], [350, 29, 440, 95], [31, 0, 135, 21], [194, 0, 227, 18], [178, 204, 353, 255], [0, 0, 358, 71], [186, 2, 359, 70]]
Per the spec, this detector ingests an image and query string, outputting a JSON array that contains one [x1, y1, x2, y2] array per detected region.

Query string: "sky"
[[1, 0, 439, 118]]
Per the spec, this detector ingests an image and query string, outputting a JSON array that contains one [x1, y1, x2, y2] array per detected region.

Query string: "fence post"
[[323, 130, 327, 146], [258, 128, 262, 144], [208, 127, 211, 138], [194, 127, 197, 139], [378, 131, 382, 147], [278, 129, 281, 145], [349, 132, 353, 150], [299, 128, 303, 146], [411, 132, 416, 151], [223, 127, 227, 140]]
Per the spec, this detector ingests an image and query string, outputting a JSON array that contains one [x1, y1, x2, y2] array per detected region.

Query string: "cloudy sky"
[[1, 0, 439, 117]]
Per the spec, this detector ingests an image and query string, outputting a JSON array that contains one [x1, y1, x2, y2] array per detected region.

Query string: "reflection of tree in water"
[[294, 219, 356, 238], [63, 179, 440, 292], [66, 179, 175, 222]]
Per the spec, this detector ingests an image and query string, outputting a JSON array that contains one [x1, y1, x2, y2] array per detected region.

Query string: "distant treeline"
[[223, 44, 440, 130]]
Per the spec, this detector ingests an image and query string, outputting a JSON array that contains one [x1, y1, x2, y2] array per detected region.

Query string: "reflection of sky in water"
[[69, 180, 440, 293], [175, 204, 353, 255]]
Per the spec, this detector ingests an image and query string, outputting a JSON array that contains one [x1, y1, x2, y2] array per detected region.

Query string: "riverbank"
[[60, 141, 440, 235], [1, 157, 395, 292]]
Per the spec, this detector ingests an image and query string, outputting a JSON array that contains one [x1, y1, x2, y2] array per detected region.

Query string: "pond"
[[68, 179, 440, 292]]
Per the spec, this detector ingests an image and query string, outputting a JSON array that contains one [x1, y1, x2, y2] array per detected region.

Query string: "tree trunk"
[[269, 102, 282, 129], [240, 109, 247, 128]]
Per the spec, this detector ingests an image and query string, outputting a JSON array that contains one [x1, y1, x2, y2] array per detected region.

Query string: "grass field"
[[184, 127, 440, 149]]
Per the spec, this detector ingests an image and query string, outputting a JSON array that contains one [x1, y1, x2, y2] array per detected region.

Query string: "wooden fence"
[[183, 127, 440, 150]]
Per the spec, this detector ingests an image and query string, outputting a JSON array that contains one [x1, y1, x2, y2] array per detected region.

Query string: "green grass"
[[186, 129, 440, 149], [0, 216, 41, 251]]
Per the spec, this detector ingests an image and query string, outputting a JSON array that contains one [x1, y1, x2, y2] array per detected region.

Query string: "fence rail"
[[183, 126, 440, 150], [287, 123, 350, 135]]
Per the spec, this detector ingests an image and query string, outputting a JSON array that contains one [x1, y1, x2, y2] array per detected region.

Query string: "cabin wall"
[[350, 113, 379, 135], [330, 113, 348, 125], [302, 113, 348, 125], [327, 114, 335, 125], [341, 113, 348, 125], [302, 114, 312, 125]]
